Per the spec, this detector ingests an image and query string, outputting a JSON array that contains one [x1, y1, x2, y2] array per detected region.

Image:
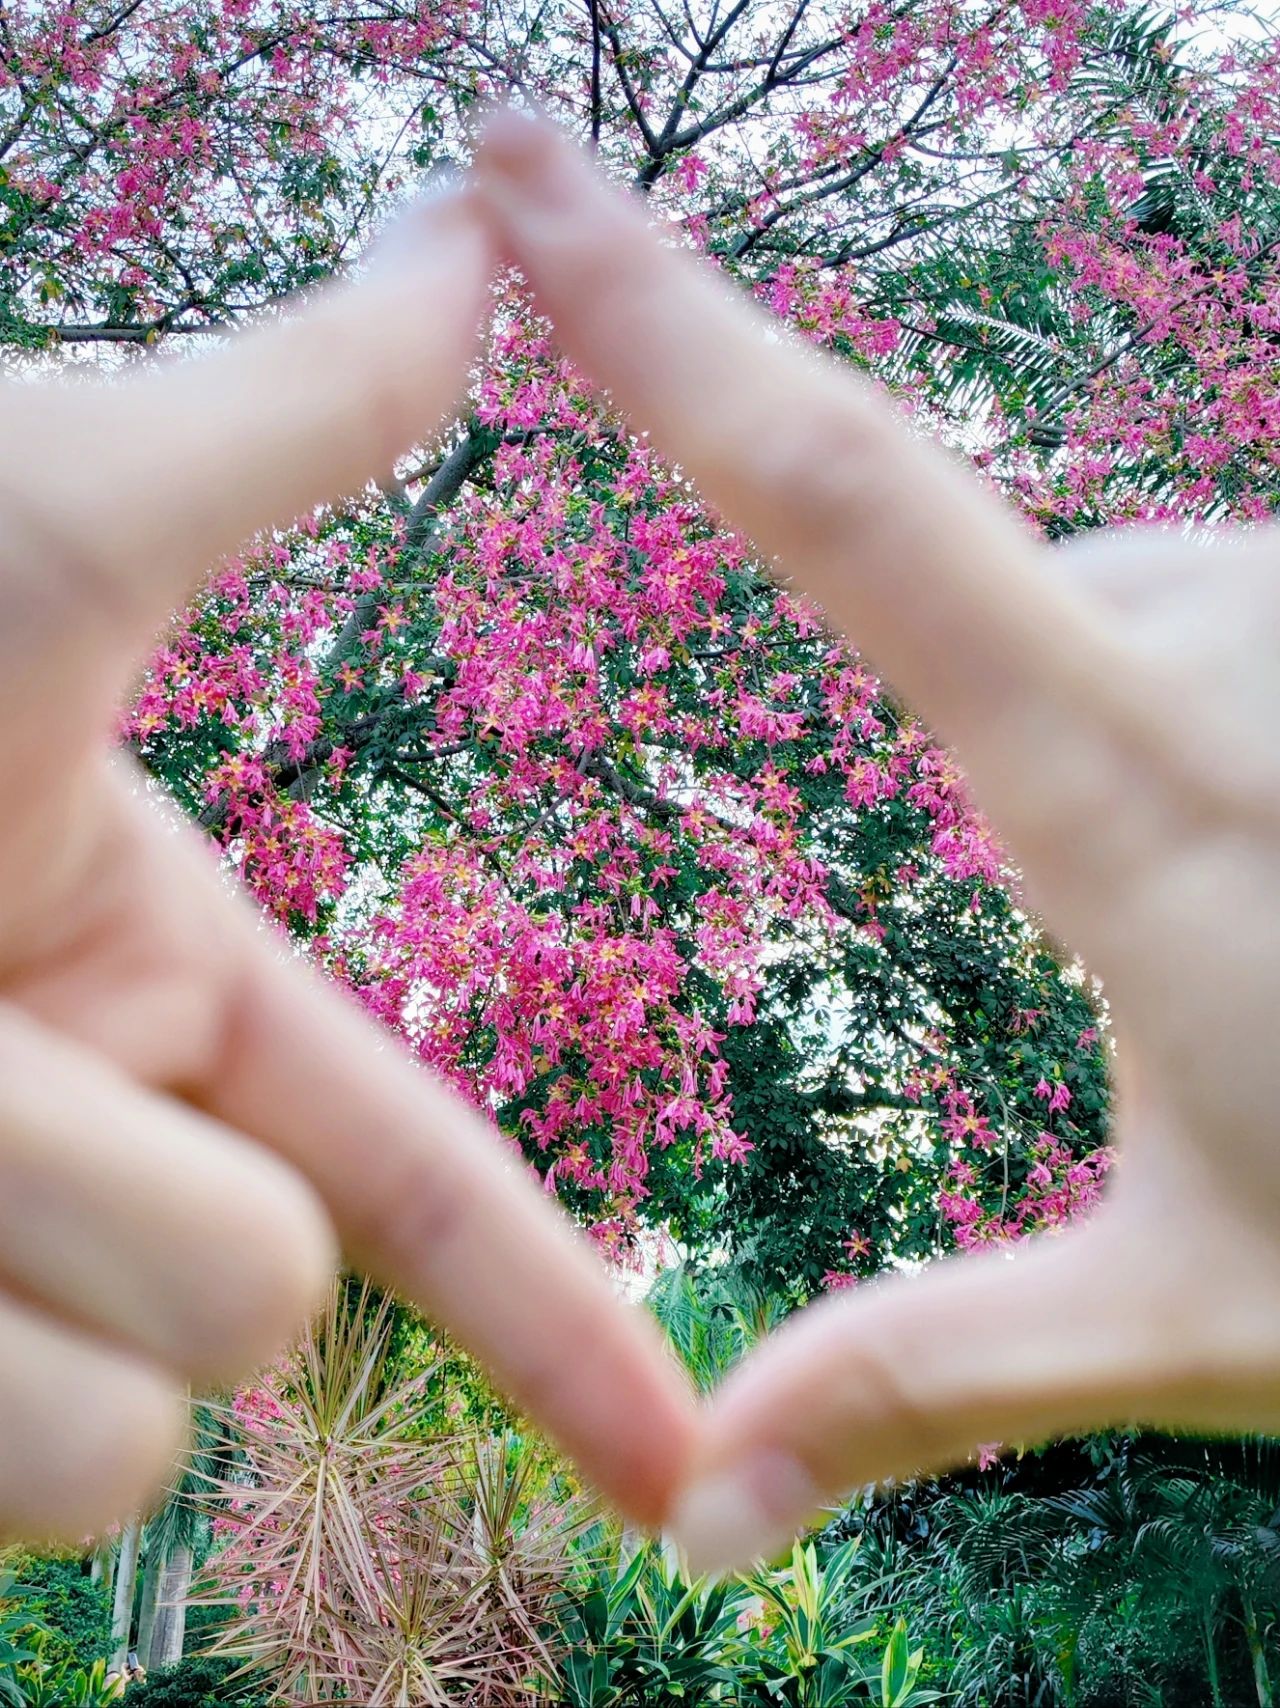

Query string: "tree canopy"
[[3, 0, 1278, 1289]]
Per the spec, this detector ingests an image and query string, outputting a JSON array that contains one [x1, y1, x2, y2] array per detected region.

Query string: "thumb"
[[667, 1213, 1172, 1576]]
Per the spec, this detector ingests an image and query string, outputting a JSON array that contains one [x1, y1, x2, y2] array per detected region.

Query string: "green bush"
[[542, 1539, 937, 1708], [8, 1644, 125, 1708], [0, 1570, 44, 1708], [125, 1655, 271, 1708], [8, 1558, 110, 1669]]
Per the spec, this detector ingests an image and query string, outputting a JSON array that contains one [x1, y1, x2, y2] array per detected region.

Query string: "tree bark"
[[90, 1541, 114, 1600], [1242, 1589, 1274, 1708], [110, 1518, 142, 1667], [148, 1542, 193, 1670], [325, 430, 479, 666], [135, 1540, 163, 1670]]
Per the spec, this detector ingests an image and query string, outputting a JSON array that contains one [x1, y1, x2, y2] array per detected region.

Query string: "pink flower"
[[673, 153, 708, 193]]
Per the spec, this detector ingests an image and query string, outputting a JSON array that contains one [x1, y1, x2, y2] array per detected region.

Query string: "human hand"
[[476, 111, 1280, 1574], [0, 181, 694, 1542]]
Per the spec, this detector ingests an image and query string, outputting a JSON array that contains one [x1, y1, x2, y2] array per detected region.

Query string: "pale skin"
[[472, 112, 1280, 1573], [0, 184, 693, 1543], [3, 115, 1280, 1581]]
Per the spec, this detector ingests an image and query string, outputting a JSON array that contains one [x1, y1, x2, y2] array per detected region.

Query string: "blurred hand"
[[476, 111, 1280, 1575], [0, 180, 694, 1543]]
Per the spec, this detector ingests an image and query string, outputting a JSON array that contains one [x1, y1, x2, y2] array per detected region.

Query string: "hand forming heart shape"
[[1, 108, 1278, 1580]]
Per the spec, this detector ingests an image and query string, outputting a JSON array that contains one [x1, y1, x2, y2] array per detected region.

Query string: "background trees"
[[4, 0, 1280, 1700], [14, 0, 1265, 1283]]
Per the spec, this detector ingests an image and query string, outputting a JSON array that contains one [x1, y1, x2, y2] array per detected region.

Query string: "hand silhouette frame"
[[1, 109, 1278, 1580]]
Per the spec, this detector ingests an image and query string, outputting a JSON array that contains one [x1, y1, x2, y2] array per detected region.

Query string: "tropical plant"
[[646, 1264, 790, 1393], [544, 1540, 742, 1706], [2, 1559, 111, 1673], [735, 1538, 884, 1708], [125, 1654, 270, 1708], [0, 1571, 42, 1708], [463, 1432, 595, 1703], [821, 1434, 1280, 1708], [5, 1640, 123, 1708], [871, 1619, 945, 1708], [196, 1280, 586, 1704], [1131, 1450, 1280, 1708], [543, 1534, 943, 1708], [127, 1404, 235, 1675]]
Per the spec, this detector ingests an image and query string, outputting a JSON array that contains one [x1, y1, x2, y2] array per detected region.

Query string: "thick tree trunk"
[[148, 1542, 193, 1670], [134, 1541, 162, 1671], [110, 1518, 142, 1667]]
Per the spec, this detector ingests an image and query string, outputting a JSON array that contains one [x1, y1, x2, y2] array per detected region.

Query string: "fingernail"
[[366, 164, 466, 270], [665, 1450, 819, 1580]]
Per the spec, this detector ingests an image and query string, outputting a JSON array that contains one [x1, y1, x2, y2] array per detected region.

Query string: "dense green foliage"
[[4, 1560, 110, 1671], [828, 1435, 1280, 1707], [0, 1574, 41, 1708], [541, 1538, 939, 1708], [126, 1656, 269, 1708]]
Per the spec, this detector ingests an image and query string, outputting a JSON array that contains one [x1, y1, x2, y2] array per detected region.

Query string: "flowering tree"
[[3, 0, 1277, 1291]]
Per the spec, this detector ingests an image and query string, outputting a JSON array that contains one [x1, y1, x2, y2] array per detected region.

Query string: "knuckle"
[[344, 1138, 468, 1277], [806, 1308, 966, 1486], [838, 1334, 954, 1461], [0, 432, 136, 657], [187, 1163, 335, 1383], [764, 388, 895, 561]]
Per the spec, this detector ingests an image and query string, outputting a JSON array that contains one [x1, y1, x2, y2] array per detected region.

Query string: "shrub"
[[6, 1558, 110, 1670], [126, 1655, 270, 1708]]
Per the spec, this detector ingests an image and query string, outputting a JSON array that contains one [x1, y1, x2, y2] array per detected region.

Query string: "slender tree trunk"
[[148, 1542, 193, 1670], [135, 1540, 162, 1671], [90, 1540, 114, 1603], [110, 1518, 142, 1667], [1203, 1606, 1225, 1708], [1241, 1590, 1274, 1708]]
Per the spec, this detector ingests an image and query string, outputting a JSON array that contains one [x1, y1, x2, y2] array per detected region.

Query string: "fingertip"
[[474, 106, 605, 233], [1, 1336, 187, 1547], [606, 1328, 702, 1530], [666, 1448, 821, 1579], [475, 105, 562, 183]]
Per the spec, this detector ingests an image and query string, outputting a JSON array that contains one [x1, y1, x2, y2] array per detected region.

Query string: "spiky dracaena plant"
[[462, 1434, 597, 1705], [195, 1283, 585, 1705]]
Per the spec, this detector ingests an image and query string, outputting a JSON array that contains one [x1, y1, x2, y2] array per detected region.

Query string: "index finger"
[[209, 906, 697, 1528], [0, 183, 488, 713], [474, 116, 1152, 905]]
